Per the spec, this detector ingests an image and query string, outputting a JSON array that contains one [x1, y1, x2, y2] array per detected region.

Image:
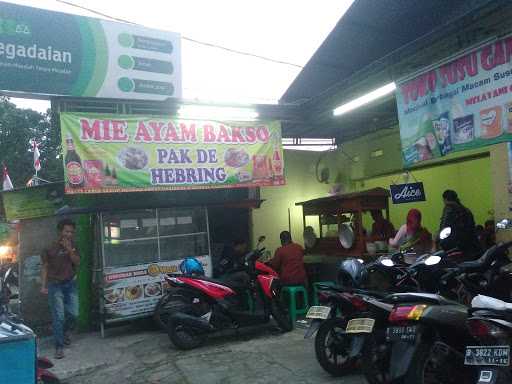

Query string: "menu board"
[[102, 256, 211, 321]]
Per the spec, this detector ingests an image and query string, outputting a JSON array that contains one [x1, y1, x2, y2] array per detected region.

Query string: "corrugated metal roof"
[[281, 0, 496, 104]]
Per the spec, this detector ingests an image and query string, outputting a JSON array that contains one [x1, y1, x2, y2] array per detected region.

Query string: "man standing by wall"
[[40, 218, 80, 359]]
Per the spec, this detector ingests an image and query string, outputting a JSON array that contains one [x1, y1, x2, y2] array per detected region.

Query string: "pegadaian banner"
[[396, 36, 512, 166], [0, 1, 180, 99], [59, 112, 285, 194]]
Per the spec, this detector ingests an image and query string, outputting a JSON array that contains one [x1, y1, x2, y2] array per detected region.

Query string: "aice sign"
[[394, 186, 421, 199], [390, 182, 426, 204]]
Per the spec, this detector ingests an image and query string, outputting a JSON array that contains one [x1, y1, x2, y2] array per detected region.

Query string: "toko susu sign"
[[390, 182, 426, 204], [397, 36, 512, 166], [0, 1, 181, 99], [59, 112, 285, 194]]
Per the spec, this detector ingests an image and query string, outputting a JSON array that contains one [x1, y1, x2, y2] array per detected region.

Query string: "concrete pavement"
[[39, 321, 366, 384]]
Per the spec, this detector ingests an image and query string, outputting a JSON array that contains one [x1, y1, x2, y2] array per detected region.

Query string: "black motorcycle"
[[304, 251, 433, 379], [384, 239, 512, 384], [465, 295, 512, 384]]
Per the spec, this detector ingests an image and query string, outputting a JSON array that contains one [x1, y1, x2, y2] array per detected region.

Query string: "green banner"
[[1, 184, 64, 221], [60, 113, 285, 194], [0, 2, 180, 99]]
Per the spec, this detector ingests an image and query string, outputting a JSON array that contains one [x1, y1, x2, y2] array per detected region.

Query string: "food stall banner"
[[0, 1, 180, 99], [60, 112, 285, 194], [396, 36, 512, 166], [102, 256, 210, 321]]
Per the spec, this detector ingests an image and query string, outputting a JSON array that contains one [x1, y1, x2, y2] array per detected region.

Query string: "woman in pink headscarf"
[[389, 209, 433, 262]]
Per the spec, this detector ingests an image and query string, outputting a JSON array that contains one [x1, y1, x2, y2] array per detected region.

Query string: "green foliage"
[[0, 96, 62, 187]]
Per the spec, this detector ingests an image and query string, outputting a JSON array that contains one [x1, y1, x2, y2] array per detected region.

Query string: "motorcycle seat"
[[471, 294, 512, 311], [190, 276, 247, 291], [385, 292, 457, 305], [457, 245, 497, 271]]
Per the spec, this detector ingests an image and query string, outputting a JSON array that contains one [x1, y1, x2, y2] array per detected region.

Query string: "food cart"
[[296, 188, 391, 281]]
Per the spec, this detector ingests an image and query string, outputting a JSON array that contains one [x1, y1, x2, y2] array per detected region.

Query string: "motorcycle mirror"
[[381, 258, 394, 267], [4, 268, 11, 282], [424, 255, 442, 266], [258, 236, 266, 243], [439, 227, 452, 240]]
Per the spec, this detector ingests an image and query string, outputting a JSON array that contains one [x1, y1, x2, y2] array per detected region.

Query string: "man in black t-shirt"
[[440, 190, 481, 258]]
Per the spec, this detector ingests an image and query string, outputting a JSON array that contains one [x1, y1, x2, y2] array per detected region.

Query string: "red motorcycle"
[[162, 236, 292, 350]]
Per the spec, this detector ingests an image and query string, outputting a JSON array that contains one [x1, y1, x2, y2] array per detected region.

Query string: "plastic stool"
[[281, 285, 309, 325], [312, 281, 337, 306]]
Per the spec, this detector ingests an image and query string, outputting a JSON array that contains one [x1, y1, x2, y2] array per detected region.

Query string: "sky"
[[5, 0, 353, 113]]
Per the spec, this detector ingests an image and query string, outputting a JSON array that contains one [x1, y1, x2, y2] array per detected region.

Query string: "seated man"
[[370, 210, 395, 241], [267, 231, 307, 286], [215, 238, 250, 288]]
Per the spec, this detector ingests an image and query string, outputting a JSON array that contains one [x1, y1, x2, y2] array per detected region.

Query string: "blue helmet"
[[179, 258, 205, 276]]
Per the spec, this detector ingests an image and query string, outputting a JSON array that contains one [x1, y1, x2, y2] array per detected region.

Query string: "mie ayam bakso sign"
[[0, 1, 181, 99], [59, 113, 285, 194]]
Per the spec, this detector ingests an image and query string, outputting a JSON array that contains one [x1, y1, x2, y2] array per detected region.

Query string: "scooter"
[[0, 266, 60, 384], [384, 239, 512, 384], [304, 250, 453, 380], [303, 252, 415, 377], [163, 236, 292, 350], [465, 295, 512, 384]]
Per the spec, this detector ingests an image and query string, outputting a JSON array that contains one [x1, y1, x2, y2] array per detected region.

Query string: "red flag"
[[2, 164, 13, 191], [33, 140, 41, 172]]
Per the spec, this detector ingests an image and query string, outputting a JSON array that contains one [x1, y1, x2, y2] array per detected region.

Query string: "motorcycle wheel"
[[167, 305, 208, 350], [361, 332, 391, 384], [314, 318, 357, 377], [405, 342, 476, 384], [154, 289, 196, 330], [270, 299, 293, 332]]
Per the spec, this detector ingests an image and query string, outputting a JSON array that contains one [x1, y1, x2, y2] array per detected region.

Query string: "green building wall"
[[253, 131, 494, 255]]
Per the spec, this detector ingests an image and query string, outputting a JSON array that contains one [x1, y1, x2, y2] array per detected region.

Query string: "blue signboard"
[[390, 182, 426, 204]]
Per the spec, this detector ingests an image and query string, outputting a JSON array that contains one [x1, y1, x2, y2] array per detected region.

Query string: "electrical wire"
[[55, 0, 304, 68]]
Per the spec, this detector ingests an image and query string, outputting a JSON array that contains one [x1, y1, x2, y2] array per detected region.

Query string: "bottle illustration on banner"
[[104, 164, 113, 186], [111, 167, 119, 186], [65, 135, 84, 188], [272, 146, 283, 177]]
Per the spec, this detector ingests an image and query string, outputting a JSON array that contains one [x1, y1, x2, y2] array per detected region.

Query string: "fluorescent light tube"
[[333, 82, 396, 116]]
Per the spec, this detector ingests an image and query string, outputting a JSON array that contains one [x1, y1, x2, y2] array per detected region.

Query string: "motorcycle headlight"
[[424, 255, 442, 266], [381, 258, 394, 267], [439, 227, 451, 240]]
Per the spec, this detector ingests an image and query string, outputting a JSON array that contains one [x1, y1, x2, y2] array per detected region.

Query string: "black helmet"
[[337, 258, 365, 287]]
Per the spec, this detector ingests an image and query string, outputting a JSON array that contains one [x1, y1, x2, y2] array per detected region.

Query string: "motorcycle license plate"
[[464, 346, 510, 366], [345, 318, 375, 334], [386, 325, 417, 342], [306, 306, 331, 320]]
